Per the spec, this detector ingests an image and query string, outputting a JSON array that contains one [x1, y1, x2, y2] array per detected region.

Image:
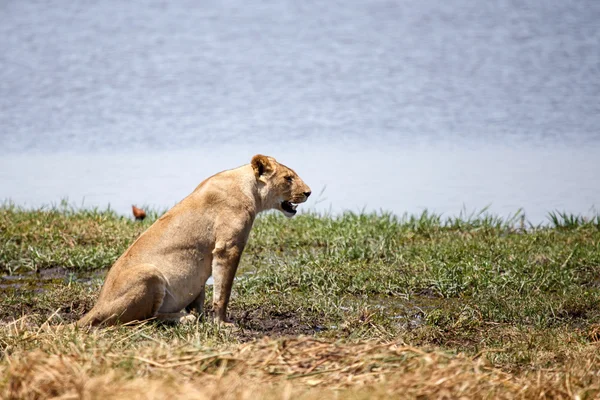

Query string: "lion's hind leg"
[[77, 263, 168, 327]]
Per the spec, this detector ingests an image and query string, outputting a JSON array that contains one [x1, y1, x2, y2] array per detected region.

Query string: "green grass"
[[548, 210, 600, 230], [0, 202, 600, 398], [1, 204, 600, 364]]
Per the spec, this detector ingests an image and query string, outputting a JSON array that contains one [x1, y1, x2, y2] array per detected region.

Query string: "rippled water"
[[1, 0, 599, 223]]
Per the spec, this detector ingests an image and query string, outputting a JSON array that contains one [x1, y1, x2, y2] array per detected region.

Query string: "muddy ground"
[[0, 267, 324, 341]]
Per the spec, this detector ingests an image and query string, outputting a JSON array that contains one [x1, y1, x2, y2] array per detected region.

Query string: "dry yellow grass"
[[2, 322, 600, 399]]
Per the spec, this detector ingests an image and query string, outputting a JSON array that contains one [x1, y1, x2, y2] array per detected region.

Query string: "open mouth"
[[281, 200, 298, 216]]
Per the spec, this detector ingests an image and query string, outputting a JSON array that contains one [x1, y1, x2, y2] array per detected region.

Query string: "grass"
[[1, 203, 600, 398], [549, 210, 600, 230]]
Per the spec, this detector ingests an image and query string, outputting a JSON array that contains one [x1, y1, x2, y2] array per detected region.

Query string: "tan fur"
[[77, 155, 311, 327]]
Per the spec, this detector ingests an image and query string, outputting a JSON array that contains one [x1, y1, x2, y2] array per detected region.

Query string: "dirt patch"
[[231, 308, 323, 341]]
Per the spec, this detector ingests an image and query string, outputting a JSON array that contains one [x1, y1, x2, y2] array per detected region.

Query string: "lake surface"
[[1, 0, 599, 224]]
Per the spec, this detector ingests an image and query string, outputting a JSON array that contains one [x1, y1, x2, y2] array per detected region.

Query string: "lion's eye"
[[285, 176, 293, 183]]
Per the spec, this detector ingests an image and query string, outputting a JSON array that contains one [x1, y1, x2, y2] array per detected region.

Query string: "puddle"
[[0, 267, 105, 292], [362, 294, 463, 330], [0, 268, 255, 292]]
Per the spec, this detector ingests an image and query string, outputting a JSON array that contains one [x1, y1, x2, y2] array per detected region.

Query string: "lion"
[[76, 155, 311, 327]]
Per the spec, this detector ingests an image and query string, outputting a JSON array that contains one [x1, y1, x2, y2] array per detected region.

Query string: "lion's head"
[[251, 154, 311, 217]]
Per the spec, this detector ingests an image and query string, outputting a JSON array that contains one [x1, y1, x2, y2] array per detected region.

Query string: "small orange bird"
[[132, 205, 146, 221]]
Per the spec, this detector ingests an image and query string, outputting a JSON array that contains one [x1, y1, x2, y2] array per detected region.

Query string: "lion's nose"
[[304, 191, 311, 198]]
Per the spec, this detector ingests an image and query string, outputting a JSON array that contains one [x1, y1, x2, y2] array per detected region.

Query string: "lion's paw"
[[179, 314, 198, 325]]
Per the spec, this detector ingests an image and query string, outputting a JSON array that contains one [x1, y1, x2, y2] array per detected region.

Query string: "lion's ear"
[[251, 154, 273, 177]]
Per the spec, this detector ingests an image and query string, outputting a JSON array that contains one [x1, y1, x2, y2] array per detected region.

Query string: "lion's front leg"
[[211, 243, 242, 323]]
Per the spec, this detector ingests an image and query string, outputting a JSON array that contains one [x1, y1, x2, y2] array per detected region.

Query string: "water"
[[1, 0, 599, 223]]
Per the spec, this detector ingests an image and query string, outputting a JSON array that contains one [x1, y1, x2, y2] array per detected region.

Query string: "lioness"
[[77, 155, 311, 327]]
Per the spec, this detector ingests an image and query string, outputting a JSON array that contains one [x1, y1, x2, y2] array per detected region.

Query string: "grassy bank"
[[1, 204, 600, 398]]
